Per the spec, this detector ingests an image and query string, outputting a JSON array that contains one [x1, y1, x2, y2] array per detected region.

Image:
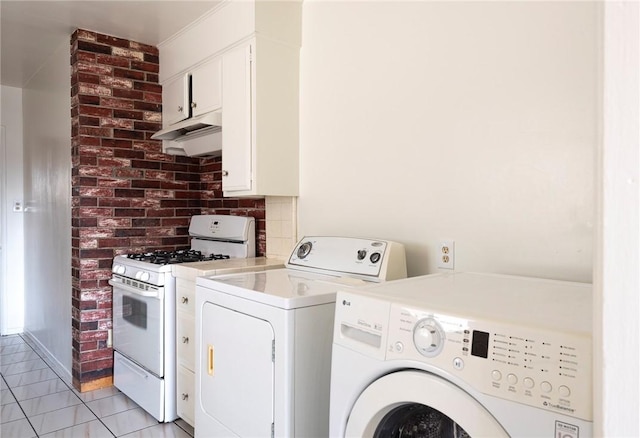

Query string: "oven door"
[[111, 278, 164, 377]]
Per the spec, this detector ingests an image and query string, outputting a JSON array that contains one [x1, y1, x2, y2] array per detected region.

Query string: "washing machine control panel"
[[385, 303, 592, 422]]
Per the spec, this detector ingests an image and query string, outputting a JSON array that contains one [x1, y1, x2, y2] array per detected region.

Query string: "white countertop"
[[172, 256, 285, 281]]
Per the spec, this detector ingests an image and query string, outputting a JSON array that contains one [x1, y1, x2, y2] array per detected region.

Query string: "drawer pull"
[[208, 345, 214, 376], [182, 393, 189, 401], [181, 296, 188, 304], [182, 336, 189, 344]]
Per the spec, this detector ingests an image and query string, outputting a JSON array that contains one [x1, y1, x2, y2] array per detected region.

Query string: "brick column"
[[70, 28, 268, 392], [70, 29, 201, 391]]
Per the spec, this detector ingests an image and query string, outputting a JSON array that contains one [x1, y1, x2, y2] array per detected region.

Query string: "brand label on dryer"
[[555, 421, 579, 438]]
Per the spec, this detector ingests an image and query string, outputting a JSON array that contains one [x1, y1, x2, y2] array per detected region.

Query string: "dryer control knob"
[[297, 242, 313, 259], [413, 318, 444, 358]]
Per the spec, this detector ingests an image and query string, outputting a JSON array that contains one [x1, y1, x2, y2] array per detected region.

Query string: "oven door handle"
[[108, 279, 162, 299]]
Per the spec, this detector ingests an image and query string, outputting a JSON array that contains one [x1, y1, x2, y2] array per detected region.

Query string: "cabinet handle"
[[177, 106, 183, 112], [182, 336, 189, 344], [181, 393, 189, 401], [191, 102, 197, 108], [181, 296, 188, 304], [222, 170, 229, 177], [208, 345, 214, 376]]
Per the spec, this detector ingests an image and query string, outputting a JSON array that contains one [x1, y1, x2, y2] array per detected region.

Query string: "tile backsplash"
[[265, 197, 297, 259]]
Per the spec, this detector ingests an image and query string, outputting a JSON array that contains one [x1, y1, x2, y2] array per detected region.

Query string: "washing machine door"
[[346, 370, 509, 438]]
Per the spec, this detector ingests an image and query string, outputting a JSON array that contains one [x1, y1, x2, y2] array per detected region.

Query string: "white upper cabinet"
[[221, 37, 299, 197], [161, 58, 222, 128], [191, 57, 222, 118], [162, 73, 190, 126], [157, 0, 301, 195]]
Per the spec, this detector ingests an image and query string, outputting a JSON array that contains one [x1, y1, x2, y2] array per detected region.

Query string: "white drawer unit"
[[172, 257, 284, 427]]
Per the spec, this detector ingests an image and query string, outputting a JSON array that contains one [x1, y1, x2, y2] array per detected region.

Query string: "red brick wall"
[[70, 29, 265, 391]]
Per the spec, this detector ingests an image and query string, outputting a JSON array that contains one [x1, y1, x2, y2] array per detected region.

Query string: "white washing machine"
[[330, 272, 592, 438], [194, 236, 407, 438]]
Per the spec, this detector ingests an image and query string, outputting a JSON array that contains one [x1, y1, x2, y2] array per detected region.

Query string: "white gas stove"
[[110, 215, 256, 423]]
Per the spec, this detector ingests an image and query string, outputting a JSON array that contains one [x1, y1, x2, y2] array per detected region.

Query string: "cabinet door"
[[176, 312, 195, 370], [162, 73, 190, 126], [222, 43, 253, 193], [177, 366, 195, 427], [191, 57, 222, 117], [176, 279, 196, 315]]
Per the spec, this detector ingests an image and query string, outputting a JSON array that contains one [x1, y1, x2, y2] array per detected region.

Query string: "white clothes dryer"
[[330, 272, 592, 438], [194, 236, 407, 438]]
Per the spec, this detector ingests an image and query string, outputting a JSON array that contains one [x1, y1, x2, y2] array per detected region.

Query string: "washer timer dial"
[[413, 318, 444, 357]]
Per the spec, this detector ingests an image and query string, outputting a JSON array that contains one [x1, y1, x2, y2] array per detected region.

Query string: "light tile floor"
[[1, 334, 194, 437]]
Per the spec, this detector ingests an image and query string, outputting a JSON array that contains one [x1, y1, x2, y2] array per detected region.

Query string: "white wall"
[[0, 85, 25, 334], [22, 40, 72, 374], [299, 1, 597, 282]]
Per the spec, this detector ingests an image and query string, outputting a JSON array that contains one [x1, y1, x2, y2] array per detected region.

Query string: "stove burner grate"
[[126, 250, 230, 265]]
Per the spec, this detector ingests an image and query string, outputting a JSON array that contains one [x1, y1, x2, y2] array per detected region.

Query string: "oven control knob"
[[112, 264, 125, 275], [134, 271, 149, 282], [297, 242, 313, 259], [369, 252, 381, 264], [413, 318, 444, 358], [357, 249, 367, 260]]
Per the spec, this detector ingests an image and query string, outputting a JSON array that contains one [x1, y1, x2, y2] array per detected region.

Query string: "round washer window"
[[374, 403, 471, 438]]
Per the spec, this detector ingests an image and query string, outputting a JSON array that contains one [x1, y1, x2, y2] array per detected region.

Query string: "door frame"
[[0, 125, 6, 334]]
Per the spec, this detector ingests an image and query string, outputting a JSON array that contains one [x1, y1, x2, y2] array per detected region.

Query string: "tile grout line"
[[1, 335, 107, 437], [1, 342, 40, 437], [15, 333, 119, 438], [4, 334, 195, 437], [3, 337, 128, 437]]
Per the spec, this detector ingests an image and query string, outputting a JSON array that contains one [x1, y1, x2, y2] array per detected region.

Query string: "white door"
[[346, 370, 509, 437], [191, 57, 222, 117], [201, 302, 274, 437], [221, 42, 253, 193], [163, 73, 190, 126]]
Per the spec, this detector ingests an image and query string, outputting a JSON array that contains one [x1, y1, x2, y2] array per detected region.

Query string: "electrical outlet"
[[437, 240, 455, 269]]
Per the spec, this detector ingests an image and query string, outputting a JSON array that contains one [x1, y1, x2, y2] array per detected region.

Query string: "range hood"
[[151, 111, 222, 157], [152, 111, 221, 141]]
